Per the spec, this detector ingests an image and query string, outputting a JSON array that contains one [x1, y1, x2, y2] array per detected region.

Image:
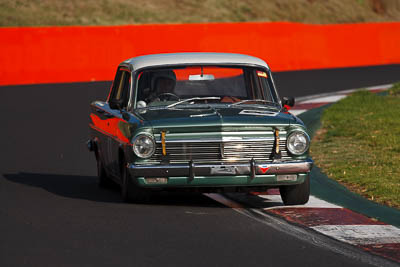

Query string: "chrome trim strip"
[[155, 137, 283, 143], [154, 131, 286, 137]]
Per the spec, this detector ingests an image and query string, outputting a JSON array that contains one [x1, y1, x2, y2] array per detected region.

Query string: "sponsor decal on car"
[[259, 165, 270, 174], [257, 71, 268, 78]]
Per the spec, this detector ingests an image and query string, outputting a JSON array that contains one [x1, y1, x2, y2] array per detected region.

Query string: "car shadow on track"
[[2, 172, 225, 208]]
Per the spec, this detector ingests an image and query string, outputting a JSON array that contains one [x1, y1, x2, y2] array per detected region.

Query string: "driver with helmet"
[[147, 70, 177, 103]]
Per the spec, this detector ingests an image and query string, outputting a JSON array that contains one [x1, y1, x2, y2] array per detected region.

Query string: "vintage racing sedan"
[[88, 53, 313, 204]]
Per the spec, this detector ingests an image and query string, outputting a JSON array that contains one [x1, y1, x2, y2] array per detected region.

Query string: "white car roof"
[[122, 52, 270, 71]]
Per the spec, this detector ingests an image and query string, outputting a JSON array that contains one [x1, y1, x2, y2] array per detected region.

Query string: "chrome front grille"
[[149, 140, 291, 163]]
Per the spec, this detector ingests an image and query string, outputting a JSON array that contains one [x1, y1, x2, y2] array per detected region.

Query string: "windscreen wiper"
[[231, 99, 277, 106], [167, 97, 221, 108]]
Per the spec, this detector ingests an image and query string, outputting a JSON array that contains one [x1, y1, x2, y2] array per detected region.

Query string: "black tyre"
[[97, 158, 114, 188], [120, 160, 150, 203], [279, 175, 310, 205]]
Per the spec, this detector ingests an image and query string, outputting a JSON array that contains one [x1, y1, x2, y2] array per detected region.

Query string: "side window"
[[109, 68, 131, 109], [244, 68, 274, 101], [244, 69, 260, 99]]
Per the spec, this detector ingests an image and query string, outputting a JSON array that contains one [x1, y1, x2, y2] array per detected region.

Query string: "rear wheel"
[[279, 175, 310, 205], [97, 158, 114, 188], [120, 159, 150, 203]]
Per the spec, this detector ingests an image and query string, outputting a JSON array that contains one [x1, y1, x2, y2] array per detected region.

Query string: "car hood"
[[133, 106, 296, 133]]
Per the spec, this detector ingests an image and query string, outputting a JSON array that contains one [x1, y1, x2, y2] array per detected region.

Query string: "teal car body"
[[88, 53, 313, 204]]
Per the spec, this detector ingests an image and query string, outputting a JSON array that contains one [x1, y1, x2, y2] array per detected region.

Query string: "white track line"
[[204, 193, 399, 267], [294, 84, 392, 103], [257, 195, 342, 209], [300, 94, 347, 103], [311, 225, 400, 245], [289, 109, 307, 115]]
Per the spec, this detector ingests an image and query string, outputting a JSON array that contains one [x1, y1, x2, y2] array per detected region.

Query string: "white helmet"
[[151, 70, 176, 93]]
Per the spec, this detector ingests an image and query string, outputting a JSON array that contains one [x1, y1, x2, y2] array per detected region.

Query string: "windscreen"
[[135, 65, 278, 107]]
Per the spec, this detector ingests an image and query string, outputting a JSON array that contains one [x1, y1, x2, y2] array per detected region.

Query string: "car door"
[[90, 69, 123, 176], [106, 67, 131, 177]]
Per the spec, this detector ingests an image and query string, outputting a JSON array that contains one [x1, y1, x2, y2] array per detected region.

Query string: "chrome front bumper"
[[128, 159, 313, 180]]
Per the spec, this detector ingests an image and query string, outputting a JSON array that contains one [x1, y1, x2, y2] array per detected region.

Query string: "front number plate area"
[[277, 174, 297, 181], [210, 166, 236, 175]]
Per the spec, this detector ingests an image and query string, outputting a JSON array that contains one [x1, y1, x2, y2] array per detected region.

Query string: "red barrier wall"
[[1, 22, 399, 86]]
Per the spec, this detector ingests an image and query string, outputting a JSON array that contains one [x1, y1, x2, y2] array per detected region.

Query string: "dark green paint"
[[133, 106, 297, 133], [92, 100, 312, 188]]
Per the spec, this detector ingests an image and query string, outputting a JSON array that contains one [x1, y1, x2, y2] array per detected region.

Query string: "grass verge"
[[310, 84, 400, 209], [1, 0, 400, 27]]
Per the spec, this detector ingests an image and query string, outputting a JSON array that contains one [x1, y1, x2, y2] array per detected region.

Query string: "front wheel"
[[279, 175, 310, 205], [121, 161, 151, 203]]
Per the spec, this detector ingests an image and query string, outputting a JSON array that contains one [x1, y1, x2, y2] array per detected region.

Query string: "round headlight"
[[287, 131, 310, 155], [133, 134, 156, 158]]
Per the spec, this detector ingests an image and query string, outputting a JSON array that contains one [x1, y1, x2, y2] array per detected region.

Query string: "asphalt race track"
[[274, 64, 400, 97], [1, 65, 399, 267]]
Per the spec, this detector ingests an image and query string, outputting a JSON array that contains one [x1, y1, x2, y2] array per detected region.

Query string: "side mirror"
[[109, 99, 123, 110], [282, 96, 295, 107]]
